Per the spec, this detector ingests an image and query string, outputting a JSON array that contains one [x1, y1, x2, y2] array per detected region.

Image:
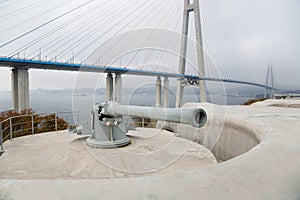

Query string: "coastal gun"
[[87, 102, 207, 148]]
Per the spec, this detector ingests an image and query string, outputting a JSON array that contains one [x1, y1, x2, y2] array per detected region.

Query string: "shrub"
[[242, 98, 267, 106], [0, 110, 69, 141]]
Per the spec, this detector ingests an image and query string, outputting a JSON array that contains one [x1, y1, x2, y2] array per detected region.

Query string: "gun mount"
[[87, 102, 207, 148]]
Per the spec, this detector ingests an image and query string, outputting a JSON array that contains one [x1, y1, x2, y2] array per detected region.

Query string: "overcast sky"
[[0, 0, 299, 91]]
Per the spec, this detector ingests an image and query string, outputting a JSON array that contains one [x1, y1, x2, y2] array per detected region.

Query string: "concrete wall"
[[157, 104, 261, 161]]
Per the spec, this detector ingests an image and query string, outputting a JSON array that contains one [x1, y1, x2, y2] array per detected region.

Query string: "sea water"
[[0, 92, 251, 127]]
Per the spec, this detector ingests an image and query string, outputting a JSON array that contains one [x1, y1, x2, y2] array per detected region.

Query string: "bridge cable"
[[201, 14, 221, 78], [201, 15, 225, 79], [90, 0, 170, 66], [1, 0, 78, 33], [73, 0, 160, 62], [55, 0, 145, 61], [122, 0, 176, 69], [7, 0, 101, 57], [0, 0, 26, 9], [202, 14, 230, 80], [20, 0, 114, 59], [89, 0, 172, 65], [141, 0, 182, 71], [34, 1, 114, 56], [50, 0, 142, 61], [70, 0, 161, 63], [0, 0, 50, 20], [152, 2, 183, 74], [158, 2, 189, 73], [0, 0, 97, 49]]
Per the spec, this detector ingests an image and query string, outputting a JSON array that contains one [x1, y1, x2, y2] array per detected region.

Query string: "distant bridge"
[[0, 0, 275, 112], [0, 57, 272, 89]]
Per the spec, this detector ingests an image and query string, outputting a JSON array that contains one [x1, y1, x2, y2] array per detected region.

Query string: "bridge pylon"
[[264, 65, 275, 99], [176, 0, 206, 108]]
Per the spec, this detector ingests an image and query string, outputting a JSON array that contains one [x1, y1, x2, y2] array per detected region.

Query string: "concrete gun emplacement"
[[87, 102, 207, 148]]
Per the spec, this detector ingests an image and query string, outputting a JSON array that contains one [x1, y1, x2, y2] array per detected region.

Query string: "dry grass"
[[242, 98, 267, 105]]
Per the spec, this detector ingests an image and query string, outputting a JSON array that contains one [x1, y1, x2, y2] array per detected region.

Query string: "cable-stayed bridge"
[[0, 0, 274, 112], [0, 57, 272, 89]]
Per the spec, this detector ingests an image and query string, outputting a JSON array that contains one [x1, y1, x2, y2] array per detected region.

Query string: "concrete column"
[[176, 0, 190, 108], [106, 73, 113, 101], [11, 69, 19, 112], [114, 73, 122, 103], [156, 77, 162, 107], [11, 68, 29, 112], [193, 0, 206, 102], [163, 77, 169, 108]]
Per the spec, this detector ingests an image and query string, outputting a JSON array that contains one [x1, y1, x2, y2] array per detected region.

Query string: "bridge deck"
[[0, 57, 271, 89]]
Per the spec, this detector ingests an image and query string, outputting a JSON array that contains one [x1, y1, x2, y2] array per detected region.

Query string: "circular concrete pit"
[[0, 100, 299, 199]]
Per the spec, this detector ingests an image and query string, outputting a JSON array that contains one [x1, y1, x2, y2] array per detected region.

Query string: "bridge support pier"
[[11, 68, 29, 112], [163, 77, 169, 108], [114, 73, 122, 103], [156, 77, 162, 107], [106, 73, 113, 101]]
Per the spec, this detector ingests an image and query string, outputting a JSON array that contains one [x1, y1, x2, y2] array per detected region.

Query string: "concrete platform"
[[0, 100, 300, 199], [0, 129, 216, 179]]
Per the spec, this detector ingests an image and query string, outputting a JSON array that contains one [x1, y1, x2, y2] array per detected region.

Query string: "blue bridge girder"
[[0, 57, 273, 89]]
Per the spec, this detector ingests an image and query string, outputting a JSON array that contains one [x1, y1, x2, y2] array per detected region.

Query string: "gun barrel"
[[103, 102, 207, 128]]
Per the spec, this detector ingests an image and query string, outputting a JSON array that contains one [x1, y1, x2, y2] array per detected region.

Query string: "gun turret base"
[[86, 137, 131, 148]]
